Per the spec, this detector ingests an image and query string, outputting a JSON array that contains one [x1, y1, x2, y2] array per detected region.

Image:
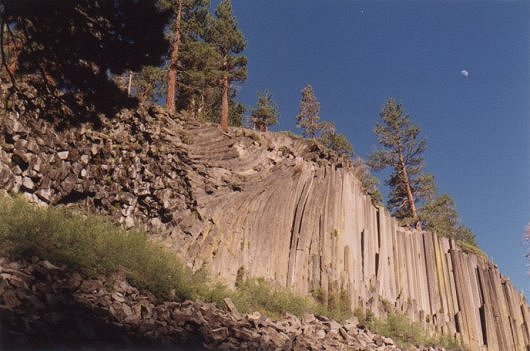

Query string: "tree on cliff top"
[[163, 0, 184, 114], [419, 194, 476, 245], [319, 121, 354, 158], [251, 90, 279, 132], [1, 0, 170, 121], [296, 85, 321, 139], [160, 0, 211, 114], [370, 98, 435, 227], [207, 0, 247, 131]]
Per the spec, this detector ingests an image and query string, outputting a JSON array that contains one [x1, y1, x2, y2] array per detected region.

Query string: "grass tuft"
[[457, 240, 487, 259], [356, 310, 466, 350], [232, 278, 313, 318], [232, 279, 352, 321]]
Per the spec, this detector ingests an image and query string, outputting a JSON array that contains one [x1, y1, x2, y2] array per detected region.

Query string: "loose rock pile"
[[0, 96, 198, 230], [0, 257, 448, 350]]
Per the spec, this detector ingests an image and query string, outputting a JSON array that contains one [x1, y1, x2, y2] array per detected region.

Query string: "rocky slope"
[[1, 256, 444, 351], [0, 87, 528, 350]]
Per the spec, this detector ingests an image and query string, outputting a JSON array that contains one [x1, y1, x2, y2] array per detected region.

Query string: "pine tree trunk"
[[220, 74, 229, 131], [165, 0, 183, 114], [398, 153, 419, 227]]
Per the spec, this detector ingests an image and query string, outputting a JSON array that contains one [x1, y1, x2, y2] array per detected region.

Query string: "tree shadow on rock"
[[1, 0, 170, 127]]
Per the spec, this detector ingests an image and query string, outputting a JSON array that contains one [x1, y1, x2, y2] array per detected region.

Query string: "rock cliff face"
[[0, 95, 528, 350]]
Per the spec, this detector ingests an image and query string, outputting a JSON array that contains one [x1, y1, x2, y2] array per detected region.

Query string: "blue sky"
[[226, 0, 530, 297]]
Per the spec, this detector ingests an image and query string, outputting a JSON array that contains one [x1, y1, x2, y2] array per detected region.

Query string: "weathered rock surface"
[[0, 85, 528, 350], [1, 256, 447, 351]]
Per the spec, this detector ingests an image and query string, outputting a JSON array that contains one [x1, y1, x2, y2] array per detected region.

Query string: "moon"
[[460, 69, 469, 77]]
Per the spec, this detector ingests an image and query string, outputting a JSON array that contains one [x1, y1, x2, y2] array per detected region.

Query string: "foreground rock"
[[1, 257, 448, 351]]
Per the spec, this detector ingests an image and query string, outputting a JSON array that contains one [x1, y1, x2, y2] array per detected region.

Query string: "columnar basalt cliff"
[[0, 91, 528, 350]]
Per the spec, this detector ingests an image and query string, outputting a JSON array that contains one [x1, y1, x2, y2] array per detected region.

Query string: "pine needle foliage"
[[419, 194, 477, 246], [207, 0, 247, 130], [319, 121, 354, 158], [296, 85, 321, 139], [250, 90, 279, 132]]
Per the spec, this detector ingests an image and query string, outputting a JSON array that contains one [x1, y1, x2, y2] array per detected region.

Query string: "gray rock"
[[35, 188, 52, 202], [57, 151, 69, 160], [316, 329, 326, 339], [21, 177, 34, 190]]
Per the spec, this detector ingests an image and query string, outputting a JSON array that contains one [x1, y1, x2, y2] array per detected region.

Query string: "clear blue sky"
[[225, 0, 530, 297]]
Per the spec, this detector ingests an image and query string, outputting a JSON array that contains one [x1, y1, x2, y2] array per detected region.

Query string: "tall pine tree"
[[207, 0, 247, 131], [164, 0, 183, 114], [176, 39, 220, 118], [114, 0, 211, 110], [160, 0, 211, 113], [370, 98, 435, 227], [296, 85, 321, 139]]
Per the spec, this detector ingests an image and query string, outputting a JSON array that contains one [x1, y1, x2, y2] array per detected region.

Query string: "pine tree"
[[251, 90, 279, 132], [176, 39, 221, 119], [228, 96, 245, 127], [296, 85, 321, 139], [164, 0, 183, 114], [207, 0, 247, 131], [319, 121, 353, 158], [370, 98, 435, 227], [161, 0, 211, 114], [419, 194, 476, 245]]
